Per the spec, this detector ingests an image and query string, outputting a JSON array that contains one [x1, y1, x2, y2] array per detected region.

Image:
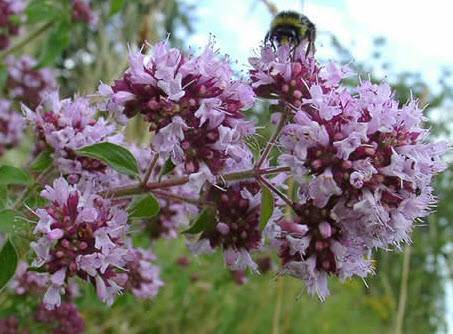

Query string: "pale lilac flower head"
[[0, 0, 26, 50], [6, 55, 57, 108], [121, 248, 163, 299], [31, 177, 132, 309], [71, 0, 98, 27], [0, 98, 25, 156], [24, 92, 120, 181], [35, 303, 85, 334], [191, 181, 262, 271], [102, 41, 255, 177], [258, 45, 448, 299], [9, 261, 49, 295]]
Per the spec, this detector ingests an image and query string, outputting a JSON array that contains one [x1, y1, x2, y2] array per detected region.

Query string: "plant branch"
[[257, 175, 296, 210], [103, 166, 291, 198], [142, 153, 159, 185], [151, 190, 200, 206], [0, 22, 54, 59], [255, 113, 288, 169]]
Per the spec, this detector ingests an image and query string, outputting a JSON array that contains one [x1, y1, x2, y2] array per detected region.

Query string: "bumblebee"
[[265, 11, 316, 56]]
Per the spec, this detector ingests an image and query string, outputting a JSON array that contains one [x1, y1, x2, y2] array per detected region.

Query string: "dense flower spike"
[[191, 181, 262, 271], [31, 178, 132, 308], [254, 45, 448, 299], [144, 197, 195, 239], [101, 41, 255, 178], [9, 261, 49, 295], [6, 56, 57, 108], [0, 316, 28, 334], [35, 303, 85, 334], [24, 92, 121, 183], [0, 0, 25, 50], [0, 99, 24, 156], [122, 248, 164, 299], [71, 0, 98, 27]]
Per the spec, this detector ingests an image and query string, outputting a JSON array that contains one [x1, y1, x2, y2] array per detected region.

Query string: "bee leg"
[[291, 36, 300, 60], [271, 39, 277, 51], [264, 31, 270, 46]]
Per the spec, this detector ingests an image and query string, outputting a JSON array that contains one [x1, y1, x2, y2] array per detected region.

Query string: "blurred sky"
[[184, 0, 453, 331], [185, 0, 453, 87]]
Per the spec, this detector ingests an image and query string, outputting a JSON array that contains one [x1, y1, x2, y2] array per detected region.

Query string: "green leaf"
[[0, 239, 18, 292], [128, 195, 160, 219], [26, 0, 60, 24], [259, 187, 274, 230], [184, 207, 216, 234], [76, 142, 140, 177], [0, 186, 7, 209], [31, 149, 53, 172], [0, 210, 15, 234], [38, 20, 71, 67], [160, 159, 176, 177], [0, 166, 32, 186], [110, 0, 126, 16], [0, 64, 8, 92]]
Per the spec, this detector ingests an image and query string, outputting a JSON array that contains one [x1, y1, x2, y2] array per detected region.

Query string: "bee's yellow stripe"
[[271, 16, 301, 29], [271, 16, 307, 35]]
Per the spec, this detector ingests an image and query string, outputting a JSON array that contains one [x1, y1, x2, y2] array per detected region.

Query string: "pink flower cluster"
[[9, 261, 48, 295], [192, 181, 262, 271], [35, 303, 85, 334], [31, 178, 162, 309], [0, 303, 85, 334], [71, 0, 98, 27], [0, 0, 25, 50], [6, 55, 57, 109], [253, 45, 448, 299], [101, 41, 255, 179], [0, 316, 28, 334], [24, 92, 121, 182], [0, 98, 24, 156]]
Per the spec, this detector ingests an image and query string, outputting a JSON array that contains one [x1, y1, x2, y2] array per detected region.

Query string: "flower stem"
[[255, 113, 288, 169], [257, 175, 296, 210], [142, 153, 159, 185], [394, 245, 411, 334], [0, 22, 54, 59], [103, 166, 291, 198], [151, 190, 200, 206]]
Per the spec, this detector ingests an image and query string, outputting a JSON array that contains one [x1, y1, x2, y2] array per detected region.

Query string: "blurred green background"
[[1, 0, 452, 333]]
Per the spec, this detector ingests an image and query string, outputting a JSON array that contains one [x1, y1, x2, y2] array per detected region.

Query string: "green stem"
[[395, 245, 411, 334], [255, 113, 288, 168], [257, 175, 296, 210], [151, 190, 200, 206], [142, 153, 159, 185], [0, 22, 54, 59]]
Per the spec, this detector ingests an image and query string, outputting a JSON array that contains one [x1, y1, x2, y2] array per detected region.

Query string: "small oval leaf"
[[0, 209, 15, 234], [76, 142, 139, 177], [0, 239, 18, 292], [160, 158, 176, 177], [259, 187, 274, 230], [0, 166, 32, 186], [128, 195, 160, 219], [184, 207, 216, 234], [31, 149, 53, 172]]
